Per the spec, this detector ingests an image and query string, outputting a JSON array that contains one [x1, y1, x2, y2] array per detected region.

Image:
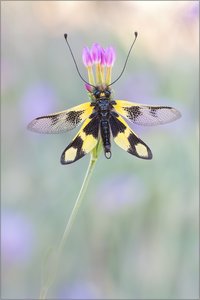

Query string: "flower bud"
[[82, 47, 93, 67], [105, 47, 116, 67]]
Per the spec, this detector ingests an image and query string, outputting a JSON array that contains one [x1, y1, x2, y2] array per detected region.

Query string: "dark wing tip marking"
[[60, 149, 85, 165], [127, 133, 153, 160], [60, 136, 85, 164], [60, 152, 70, 165]]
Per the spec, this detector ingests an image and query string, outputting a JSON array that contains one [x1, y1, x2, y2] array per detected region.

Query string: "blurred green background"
[[1, 1, 199, 299]]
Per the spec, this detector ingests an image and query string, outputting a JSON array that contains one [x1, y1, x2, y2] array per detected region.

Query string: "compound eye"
[[105, 90, 111, 97], [94, 89, 100, 98]]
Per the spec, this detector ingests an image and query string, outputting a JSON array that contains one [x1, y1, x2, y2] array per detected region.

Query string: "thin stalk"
[[105, 66, 112, 85], [58, 156, 97, 253], [39, 148, 100, 300]]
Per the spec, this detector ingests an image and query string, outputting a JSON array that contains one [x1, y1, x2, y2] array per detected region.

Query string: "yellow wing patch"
[[135, 143, 149, 158], [63, 147, 78, 162]]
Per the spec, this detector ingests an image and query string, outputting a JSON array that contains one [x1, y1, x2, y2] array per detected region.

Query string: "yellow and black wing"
[[110, 113, 152, 160], [27, 102, 94, 134], [61, 116, 99, 164], [113, 100, 181, 126]]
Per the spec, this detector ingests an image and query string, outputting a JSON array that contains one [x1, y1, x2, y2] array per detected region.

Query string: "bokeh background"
[[1, 1, 199, 299]]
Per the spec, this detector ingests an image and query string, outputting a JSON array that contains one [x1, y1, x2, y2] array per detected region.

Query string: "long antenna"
[[108, 32, 138, 86], [64, 34, 96, 88]]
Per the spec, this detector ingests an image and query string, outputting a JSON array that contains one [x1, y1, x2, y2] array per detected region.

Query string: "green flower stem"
[[57, 155, 97, 253], [39, 142, 101, 300]]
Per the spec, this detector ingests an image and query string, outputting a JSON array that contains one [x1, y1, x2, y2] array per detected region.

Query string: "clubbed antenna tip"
[[108, 30, 139, 86], [63, 33, 95, 88]]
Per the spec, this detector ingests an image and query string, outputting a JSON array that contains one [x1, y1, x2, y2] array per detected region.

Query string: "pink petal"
[[82, 47, 93, 67]]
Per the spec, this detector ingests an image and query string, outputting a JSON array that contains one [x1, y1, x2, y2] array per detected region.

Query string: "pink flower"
[[90, 43, 101, 64], [105, 47, 116, 67], [82, 42, 117, 87], [100, 47, 106, 66], [82, 47, 93, 67]]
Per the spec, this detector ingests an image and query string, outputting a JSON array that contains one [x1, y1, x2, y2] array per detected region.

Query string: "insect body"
[[28, 33, 181, 164], [28, 85, 180, 164], [91, 89, 113, 158]]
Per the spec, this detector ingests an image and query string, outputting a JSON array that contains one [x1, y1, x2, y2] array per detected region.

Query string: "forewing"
[[113, 100, 181, 126], [110, 113, 152, 159], [61, 116, 99, 164], [27, 102, 94, 133]]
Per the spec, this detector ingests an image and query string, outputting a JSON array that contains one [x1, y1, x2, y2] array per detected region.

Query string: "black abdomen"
[[100, 120, 111, 159]]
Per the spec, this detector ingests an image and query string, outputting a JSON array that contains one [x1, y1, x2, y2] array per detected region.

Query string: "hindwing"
[[61, 116, 99, 164], [110, 113, 152, 159]]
